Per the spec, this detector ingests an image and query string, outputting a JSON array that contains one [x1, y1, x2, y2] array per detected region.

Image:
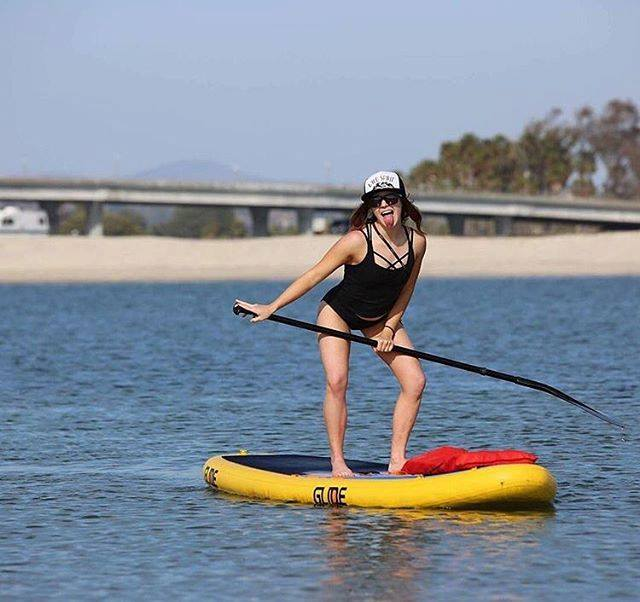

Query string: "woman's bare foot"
[[388, 459, 407, 474], [331, 460, 355, 478]]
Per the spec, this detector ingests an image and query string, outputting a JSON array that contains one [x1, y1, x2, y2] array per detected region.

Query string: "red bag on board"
[[401, 446, 467, 476], [401, 446, 537, 476], [455, 449, 537, 471]]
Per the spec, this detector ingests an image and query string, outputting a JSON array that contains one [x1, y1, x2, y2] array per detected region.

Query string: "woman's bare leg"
[[361, 322, 426, 473], [317, 302, 354, 478]]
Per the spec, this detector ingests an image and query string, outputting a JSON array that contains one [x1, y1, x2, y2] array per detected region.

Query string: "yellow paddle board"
[[203, 453, 556, 509]]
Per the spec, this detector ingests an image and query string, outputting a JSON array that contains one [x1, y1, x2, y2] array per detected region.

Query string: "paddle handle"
[[235, 303, 386, 348]]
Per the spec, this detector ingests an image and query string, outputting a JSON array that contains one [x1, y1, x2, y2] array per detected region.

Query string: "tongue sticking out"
[[382, 212, 394, 228]]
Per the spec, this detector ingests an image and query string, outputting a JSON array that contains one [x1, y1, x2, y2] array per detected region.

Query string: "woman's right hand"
[[235, 299, 276, 323]]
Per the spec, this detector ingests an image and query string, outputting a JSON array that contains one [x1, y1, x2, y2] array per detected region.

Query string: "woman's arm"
[[381, 230, 427, 336], [235, 230, 365, 322]]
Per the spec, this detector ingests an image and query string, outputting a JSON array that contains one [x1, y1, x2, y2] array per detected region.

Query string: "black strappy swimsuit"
[[322, 222, 415, 331]]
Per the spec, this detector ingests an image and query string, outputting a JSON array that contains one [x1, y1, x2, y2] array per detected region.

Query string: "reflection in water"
[[318, 507, 554, 600]]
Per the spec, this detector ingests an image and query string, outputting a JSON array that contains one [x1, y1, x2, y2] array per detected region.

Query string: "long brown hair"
[[349, 195, 423, 232]]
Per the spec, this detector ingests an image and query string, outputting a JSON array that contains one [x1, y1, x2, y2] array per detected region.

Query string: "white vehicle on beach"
[[0, 205, 49, 234]]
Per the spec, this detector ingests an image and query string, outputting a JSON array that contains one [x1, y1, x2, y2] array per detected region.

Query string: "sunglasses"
[[367, 193, 403, 207]]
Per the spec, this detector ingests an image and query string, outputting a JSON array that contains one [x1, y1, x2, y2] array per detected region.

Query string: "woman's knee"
[[402, 370, 426, 400], [326, 372, 349, 397]]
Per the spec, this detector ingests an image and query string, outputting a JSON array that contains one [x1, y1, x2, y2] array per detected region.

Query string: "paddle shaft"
[[233, 304, 624, 430]]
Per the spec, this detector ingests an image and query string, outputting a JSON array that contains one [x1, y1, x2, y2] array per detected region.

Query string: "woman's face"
[[370, 192, 403, 229]]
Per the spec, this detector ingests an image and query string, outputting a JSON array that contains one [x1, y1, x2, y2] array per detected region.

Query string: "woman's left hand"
[[373, 329, 395, 353]]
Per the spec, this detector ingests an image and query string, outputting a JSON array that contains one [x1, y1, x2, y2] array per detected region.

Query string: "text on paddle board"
[[313, 486, 347, 507], [204, 466, 219, 488]]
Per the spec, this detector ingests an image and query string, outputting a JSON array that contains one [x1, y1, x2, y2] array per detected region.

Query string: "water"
[[1, 278, 639, 600]]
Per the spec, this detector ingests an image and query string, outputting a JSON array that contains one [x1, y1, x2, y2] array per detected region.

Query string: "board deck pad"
[[222, 454, 388, 476]]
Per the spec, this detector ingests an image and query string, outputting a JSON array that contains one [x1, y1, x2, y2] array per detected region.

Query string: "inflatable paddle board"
[[203, 453, 556, 509]]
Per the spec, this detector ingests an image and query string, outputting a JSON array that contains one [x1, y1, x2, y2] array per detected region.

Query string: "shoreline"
[[1, 231, 639, 283]]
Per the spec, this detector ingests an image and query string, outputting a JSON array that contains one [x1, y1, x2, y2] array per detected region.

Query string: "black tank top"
[[331, 222, 415, 318]]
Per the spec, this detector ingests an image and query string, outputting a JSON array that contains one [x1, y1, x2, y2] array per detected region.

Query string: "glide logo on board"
[[204, 465, 219, 488], [313, 486, 347, 507]]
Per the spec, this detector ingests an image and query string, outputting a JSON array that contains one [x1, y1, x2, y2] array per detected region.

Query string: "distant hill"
[[130, 159, 264, 183]]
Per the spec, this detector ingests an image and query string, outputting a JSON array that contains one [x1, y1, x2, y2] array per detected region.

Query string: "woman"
[[236, 171, 427, 477]]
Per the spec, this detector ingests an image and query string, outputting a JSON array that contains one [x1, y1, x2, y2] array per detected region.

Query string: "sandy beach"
[[1, 231, 639, 283]]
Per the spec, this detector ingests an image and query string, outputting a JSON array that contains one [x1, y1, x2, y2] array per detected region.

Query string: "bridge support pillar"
[[495, 216, 513, 236], [86, 202, 103, 236], [447, 215, 465, 236], [297, 208, 314, 234], [39, 201, 60, 234], [251, 207, 270, 236]]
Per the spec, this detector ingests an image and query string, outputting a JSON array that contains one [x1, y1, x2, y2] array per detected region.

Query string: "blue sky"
[[2, 1, 639, 183]]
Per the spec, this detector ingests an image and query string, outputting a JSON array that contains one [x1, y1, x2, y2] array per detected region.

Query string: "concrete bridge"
[[1, 176, 640, 236]]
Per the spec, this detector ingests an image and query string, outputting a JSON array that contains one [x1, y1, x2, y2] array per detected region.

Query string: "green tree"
[[104, 210, 147, 235], [570, 150, 597, 197], [412, 134, 520, 192], [440, 133, 478, 188], [578, 100, 640, 199], [407, 98, 640, 199], [569, 107, 597, 197], [59, 206, 86, 234], [475, 135, 520, 192], [408, 159, 442, 189], [153, 207, 246, 238], [517, 109, 576, 194]]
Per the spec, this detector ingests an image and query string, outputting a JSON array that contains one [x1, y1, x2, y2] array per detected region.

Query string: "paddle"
[[233, 303, 624, 431]]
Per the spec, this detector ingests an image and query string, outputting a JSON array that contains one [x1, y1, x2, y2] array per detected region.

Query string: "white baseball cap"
[[361, 171, 406, 201]]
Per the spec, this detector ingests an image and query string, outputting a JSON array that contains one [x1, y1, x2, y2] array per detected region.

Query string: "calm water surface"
[[1, 278, 639, 600]]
